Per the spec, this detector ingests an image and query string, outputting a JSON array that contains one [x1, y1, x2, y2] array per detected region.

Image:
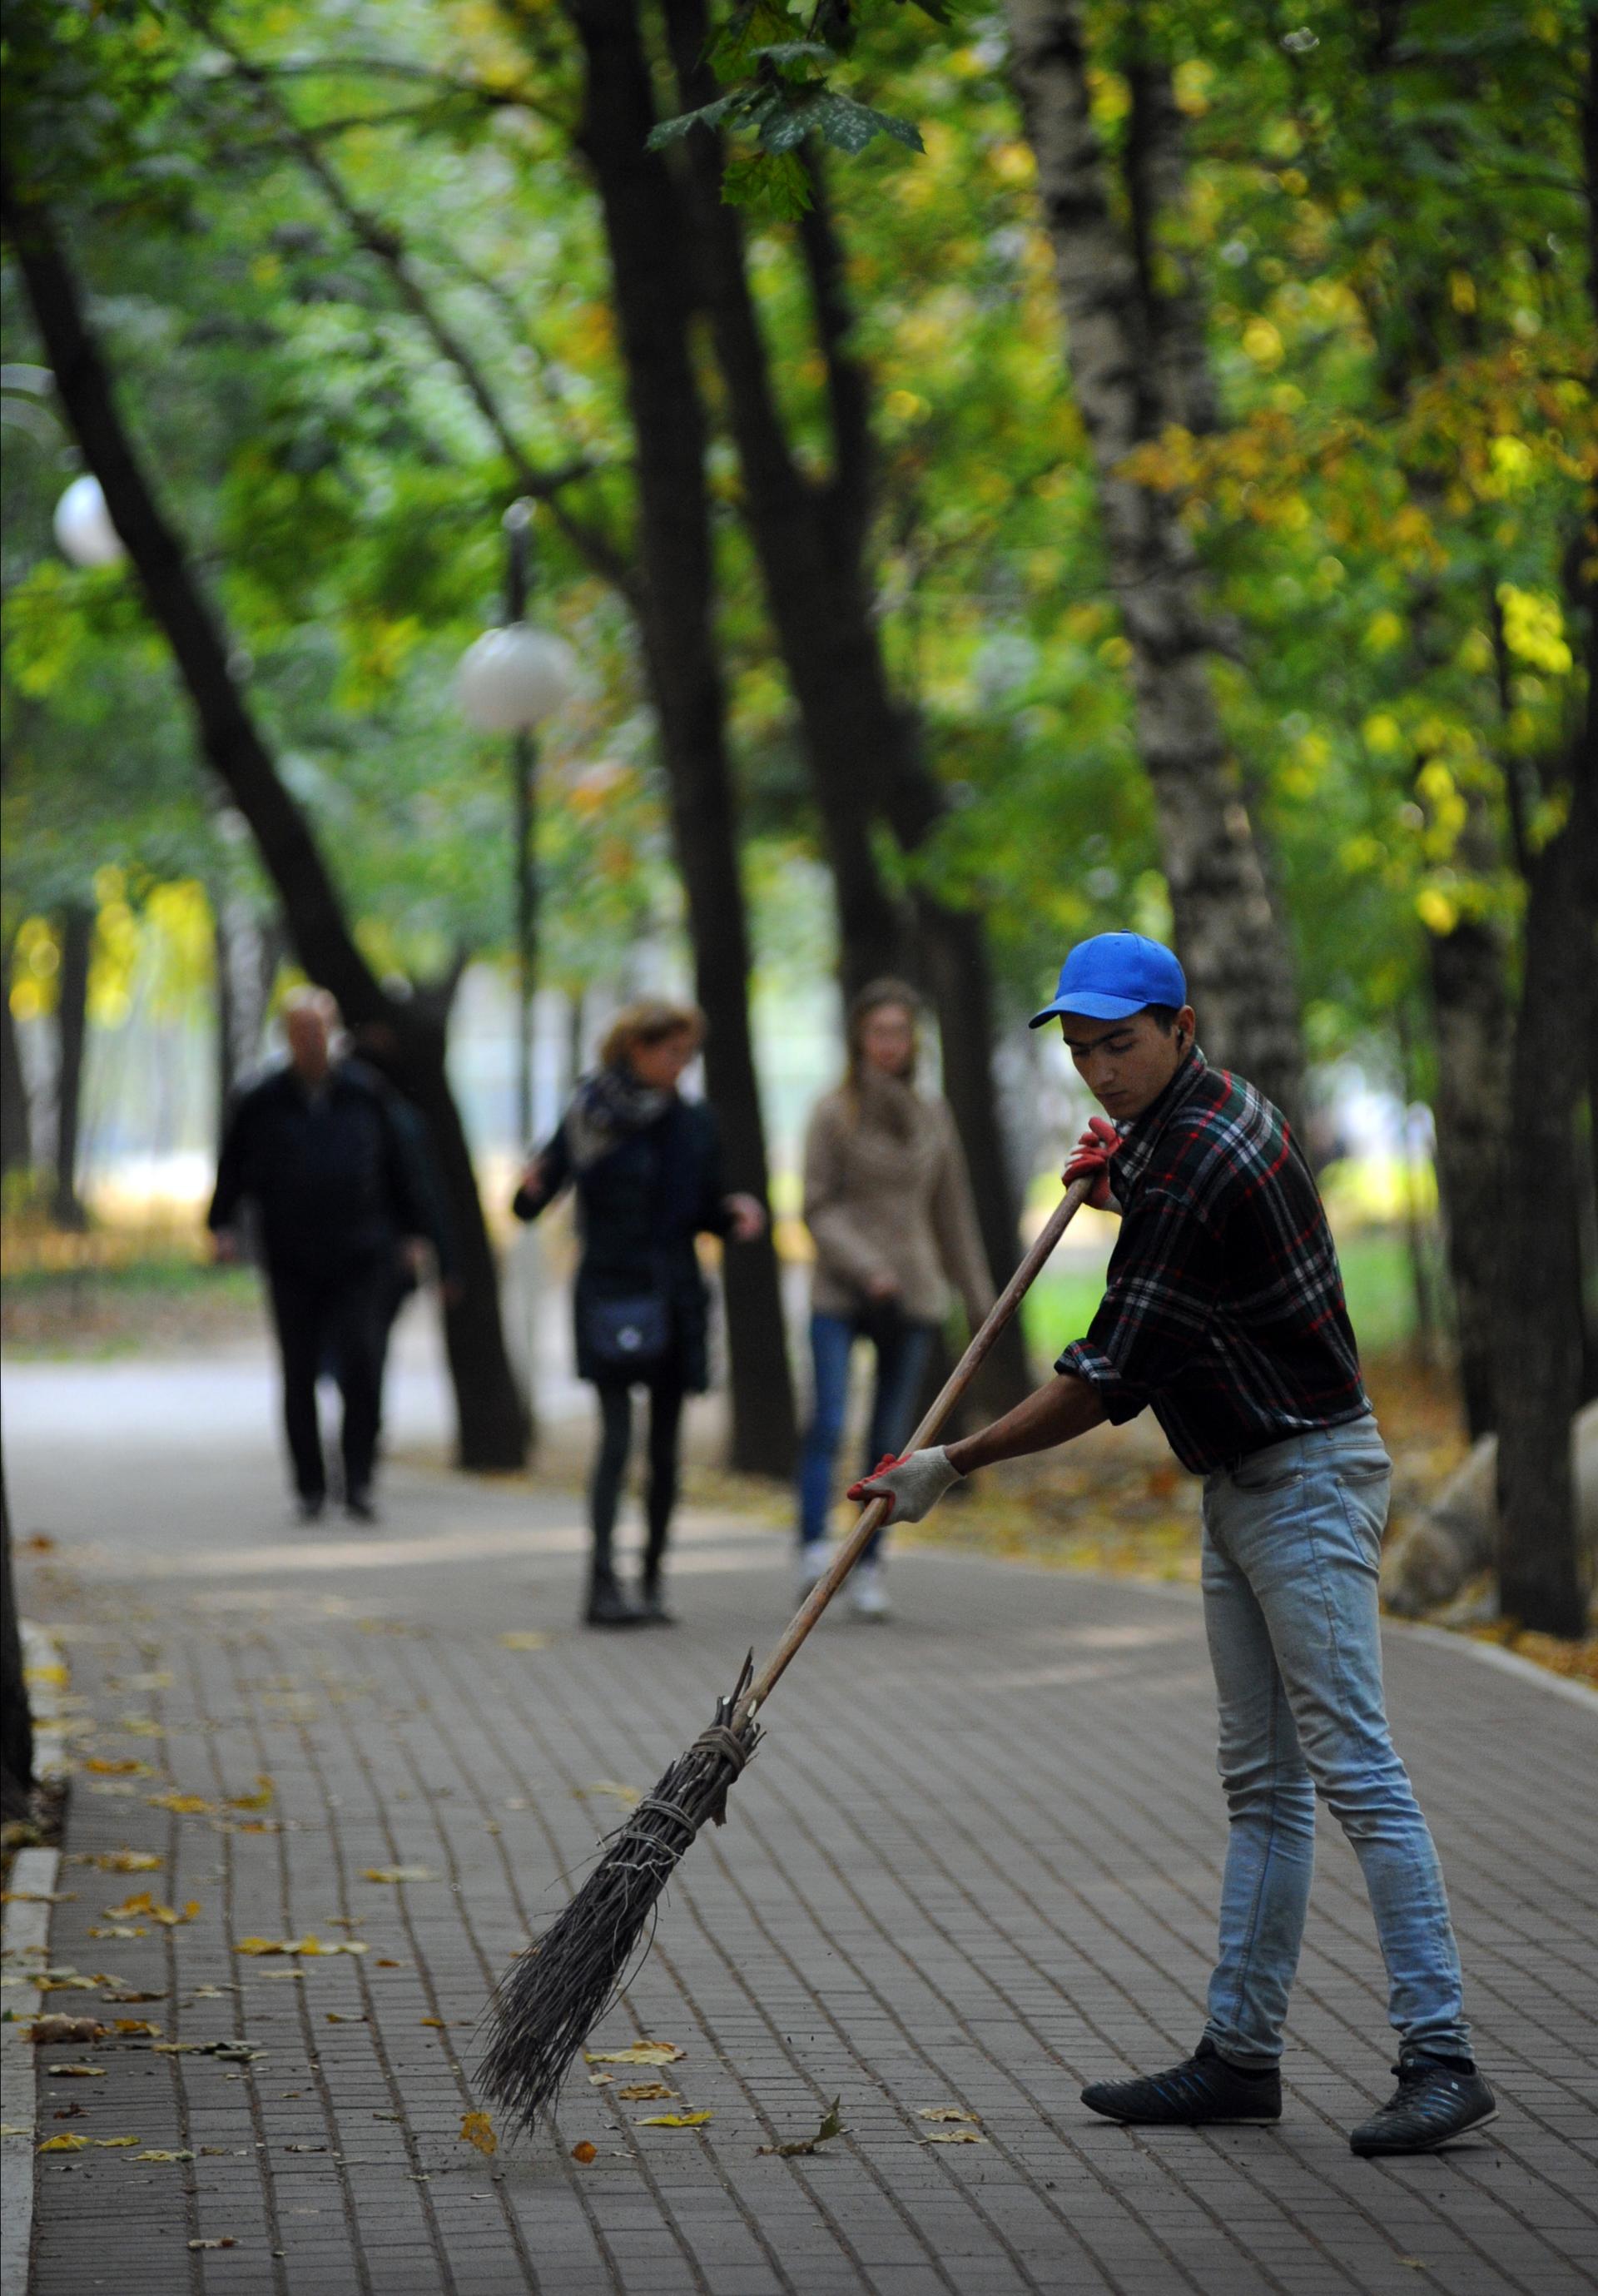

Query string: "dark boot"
[[585, 1568, 650, 1629]]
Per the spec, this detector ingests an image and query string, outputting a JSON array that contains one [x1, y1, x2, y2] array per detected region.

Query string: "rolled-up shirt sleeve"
[[1055, 1185, 1224, 1424]]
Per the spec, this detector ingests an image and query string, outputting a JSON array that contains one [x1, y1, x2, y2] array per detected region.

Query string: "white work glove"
[[846, 1446, 962, 1525]]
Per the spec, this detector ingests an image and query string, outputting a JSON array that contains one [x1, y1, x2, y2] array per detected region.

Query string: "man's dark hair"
[[1144, 1004, 1180, 1032]]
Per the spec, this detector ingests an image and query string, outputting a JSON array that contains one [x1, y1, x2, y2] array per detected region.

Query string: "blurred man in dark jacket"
[[209, 989, 429, 1523]]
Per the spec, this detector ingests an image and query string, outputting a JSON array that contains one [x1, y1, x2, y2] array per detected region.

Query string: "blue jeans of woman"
[[797, 1310, 935, 1559], [1199, 1415, 1471, 2066]]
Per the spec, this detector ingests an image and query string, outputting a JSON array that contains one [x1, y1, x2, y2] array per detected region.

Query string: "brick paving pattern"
[[6, 1361, 1596, 2296]]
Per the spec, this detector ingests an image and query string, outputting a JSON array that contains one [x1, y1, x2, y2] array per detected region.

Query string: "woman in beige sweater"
[[797, 978, 995, 1616]]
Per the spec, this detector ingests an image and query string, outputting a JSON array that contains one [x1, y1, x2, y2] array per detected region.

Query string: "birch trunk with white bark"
[[1004, 0, 1306, 1127]]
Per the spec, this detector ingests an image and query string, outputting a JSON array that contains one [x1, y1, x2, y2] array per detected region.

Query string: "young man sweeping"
[[850, 932, 1496, 2159]]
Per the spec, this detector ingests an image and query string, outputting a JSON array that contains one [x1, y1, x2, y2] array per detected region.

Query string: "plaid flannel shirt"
[[1056, 1051, 1369, 1474]]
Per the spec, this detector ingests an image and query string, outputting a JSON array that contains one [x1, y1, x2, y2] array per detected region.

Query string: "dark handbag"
[[583, 1288, 670, 1371], [852, 1290, 908, 1352]]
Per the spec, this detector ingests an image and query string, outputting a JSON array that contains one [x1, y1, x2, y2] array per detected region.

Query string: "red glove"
[[1063, 1116, 1122, 1210]]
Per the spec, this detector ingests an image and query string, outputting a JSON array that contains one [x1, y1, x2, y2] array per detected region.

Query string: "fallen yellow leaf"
[[639, 2111, 713, 2129], [420, 2016, 446, 2029], [459, 2110, 497, 2156], [46, 2064, 106, 2078], [138, 2149, 196, 2162], [113, 2020, 162, 2037], [95, 2135, 141, 2149], [92, 1851, 162, 1874], [498, 1631, 549, 1651], [574, 1781, 641, 1806], [37, 2134, 90, 2153], [916, 2105, 980, 2123], [583, 2040, 684, 2066], [146, 1792, 216, 1816], [360, 1866, 439, 1885], [921, 2130, 987, 2144], [226, 1777, 275, 1811], [82, 1758, 153, 1777], [616, 2082, 677, 2101]]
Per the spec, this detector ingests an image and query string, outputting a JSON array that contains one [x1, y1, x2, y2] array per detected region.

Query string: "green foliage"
[[2, 0, 1589, 1122]]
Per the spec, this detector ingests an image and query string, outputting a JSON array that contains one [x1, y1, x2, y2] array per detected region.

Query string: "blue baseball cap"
[[1029, 932, 1187, 1028]]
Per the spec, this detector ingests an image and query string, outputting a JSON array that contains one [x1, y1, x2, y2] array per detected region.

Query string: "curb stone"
[[2, 1844, 62, 2296]]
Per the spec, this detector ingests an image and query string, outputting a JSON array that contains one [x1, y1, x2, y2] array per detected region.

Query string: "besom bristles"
[[476, 1661, 761, 2130]]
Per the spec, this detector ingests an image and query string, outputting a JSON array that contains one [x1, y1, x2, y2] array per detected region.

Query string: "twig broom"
[[477, 1177, 1096, 2131]]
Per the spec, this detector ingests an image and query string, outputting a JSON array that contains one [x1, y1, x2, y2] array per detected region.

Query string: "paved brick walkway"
[[5, 1354, 1596, 2296]]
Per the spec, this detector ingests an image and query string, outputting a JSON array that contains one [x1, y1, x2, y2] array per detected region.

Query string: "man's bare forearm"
[[945, 1373, 1107, 1476]]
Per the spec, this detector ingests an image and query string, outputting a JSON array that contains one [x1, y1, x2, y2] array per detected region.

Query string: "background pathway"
[[4, 1349, 1596, 2296]]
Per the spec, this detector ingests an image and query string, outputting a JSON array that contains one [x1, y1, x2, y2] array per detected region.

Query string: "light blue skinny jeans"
[[797, 1310, 934, 1558], [1199, 1414, 1471, 2067]]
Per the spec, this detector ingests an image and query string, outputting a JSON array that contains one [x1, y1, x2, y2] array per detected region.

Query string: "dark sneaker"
[[344, 1491, 378, 1524], [1082, 2038, 1281, 2126], [1349, 2052, 1496, 2157], [584, 1575, 651, 1628]]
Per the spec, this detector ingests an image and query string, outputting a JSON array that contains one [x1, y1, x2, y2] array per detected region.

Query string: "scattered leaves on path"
[[570, 2140, 597, 2164], [45, 2064, 105, 2078], [757, 2097, 846, 2157], [615, 2082, 676, 2101], [100, 1990, 164, 2005], [639, 2110, 713, 2129], [90, 1850, 161, 1873], [361, 1866, 439, 1884], [37, 2134, 89, 2153], [82, 1757, 153, 1777], [584, 2040, 683, 2066], [574, 1781, 641, 1805], [226, 1777, 275, 1811], [459, 2110, 497, 2156], [95, 2135, 141, 2148], [24, 2017, 106, 2045], [146, 1792, 218, 1816], [138, 2149, 196, 2163], [102, 1892, 199, 1926], [917, 2105, 980, 2123], [236, 1935, 366, 1958], [88, 1926, 145, 1941], [498, 1632, 549, 1651], [112, 2020, 161, 2037], [2, 1890, 76, 1904], [921, 2129, 986, 2144]]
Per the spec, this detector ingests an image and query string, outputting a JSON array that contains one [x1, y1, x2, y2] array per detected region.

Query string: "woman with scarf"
[[797, 978, 995, 1618], [514, 999, 765, 1627]]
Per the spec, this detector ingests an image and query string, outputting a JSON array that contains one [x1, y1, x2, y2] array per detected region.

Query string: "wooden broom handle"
[[737, 1175, 1097, 1723]]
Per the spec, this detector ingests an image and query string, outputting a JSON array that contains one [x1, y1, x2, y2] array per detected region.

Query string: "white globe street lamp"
[[54, 474, 126, 568], [455, 499, 578, 1150], [456, 622, 578, 733]]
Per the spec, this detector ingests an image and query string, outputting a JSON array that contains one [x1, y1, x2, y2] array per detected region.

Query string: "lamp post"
[[456, 501, 578, 1146]]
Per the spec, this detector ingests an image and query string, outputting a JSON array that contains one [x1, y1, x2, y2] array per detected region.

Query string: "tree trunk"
[[1, 932, 32, 1179], [1426, 915, 1511, 1434], [0, 1434, 32, 1822], [661, 1, 1031, 1404], [1491, 771, 1596, 1635], [564, 0, 797, 1474], [212, 887, 242, 1148], [3, 166, 526, 1470], [1003, 0, 1306, 1129], [1491, 12, 1598, 1632], [51, 901, 92, 1230]]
